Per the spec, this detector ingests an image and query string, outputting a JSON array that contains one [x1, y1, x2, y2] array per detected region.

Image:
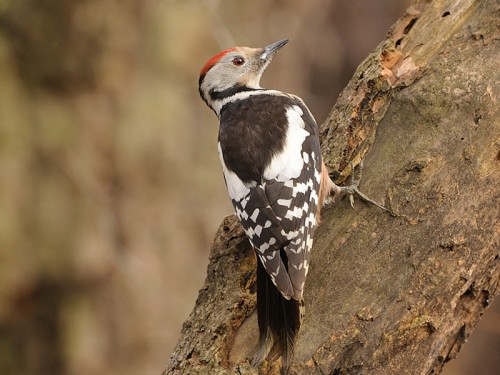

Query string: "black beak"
[[260, 38, 289, 61]]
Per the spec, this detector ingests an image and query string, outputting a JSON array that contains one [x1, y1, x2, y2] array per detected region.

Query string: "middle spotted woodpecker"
[[198, 39, 338, 373]]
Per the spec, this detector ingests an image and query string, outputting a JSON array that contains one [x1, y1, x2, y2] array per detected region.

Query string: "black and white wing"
[[218, 93, 322, 300]]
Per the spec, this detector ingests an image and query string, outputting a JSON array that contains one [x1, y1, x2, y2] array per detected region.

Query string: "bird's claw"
[[330, 161, 391, 213]]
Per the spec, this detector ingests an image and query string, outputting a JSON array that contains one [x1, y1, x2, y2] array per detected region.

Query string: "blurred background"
[[0, 0, 497, 374]]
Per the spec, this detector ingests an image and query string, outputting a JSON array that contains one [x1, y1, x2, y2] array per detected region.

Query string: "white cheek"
[[263, 105, 309, 181]]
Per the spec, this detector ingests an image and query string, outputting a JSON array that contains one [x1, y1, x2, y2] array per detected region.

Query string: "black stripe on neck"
[[209, 85, 258, 101]]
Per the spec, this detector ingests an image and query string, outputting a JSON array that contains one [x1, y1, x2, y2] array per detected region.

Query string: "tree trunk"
[[165, 0, 500, 373]]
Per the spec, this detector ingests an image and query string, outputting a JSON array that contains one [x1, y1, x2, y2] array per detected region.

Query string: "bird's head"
[[198, 38, 289, 114]]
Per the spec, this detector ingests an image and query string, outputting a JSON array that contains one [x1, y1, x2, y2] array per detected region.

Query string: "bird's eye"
[[232, 57, 245, 66]]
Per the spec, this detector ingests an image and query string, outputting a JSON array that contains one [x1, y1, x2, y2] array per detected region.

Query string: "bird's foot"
[[328, 161, 390, 213]]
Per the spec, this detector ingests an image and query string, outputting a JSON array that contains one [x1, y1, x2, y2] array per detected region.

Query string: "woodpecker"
[[198, 39, 336, 373]]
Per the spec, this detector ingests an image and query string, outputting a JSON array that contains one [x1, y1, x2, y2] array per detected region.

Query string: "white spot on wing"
[[250, 208, 260, 222], [240, 196, 249, 209], [277, 198, 292, 207], [259, 242, 270, 252], [271, 264, 280, 277], [292, 181, 308, 197], [266, 251, 278, 260], [285, 202, 309, 220], [281, 229, 298, 240]]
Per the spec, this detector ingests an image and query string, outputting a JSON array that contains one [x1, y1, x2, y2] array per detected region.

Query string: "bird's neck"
[[207, 86, 265, 117]]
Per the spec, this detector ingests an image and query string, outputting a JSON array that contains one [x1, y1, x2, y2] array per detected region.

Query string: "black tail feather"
[[253, 252, 302, 374]]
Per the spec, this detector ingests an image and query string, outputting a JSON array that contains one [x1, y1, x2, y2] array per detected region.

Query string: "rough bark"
[[165, 0, 500, 374]]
